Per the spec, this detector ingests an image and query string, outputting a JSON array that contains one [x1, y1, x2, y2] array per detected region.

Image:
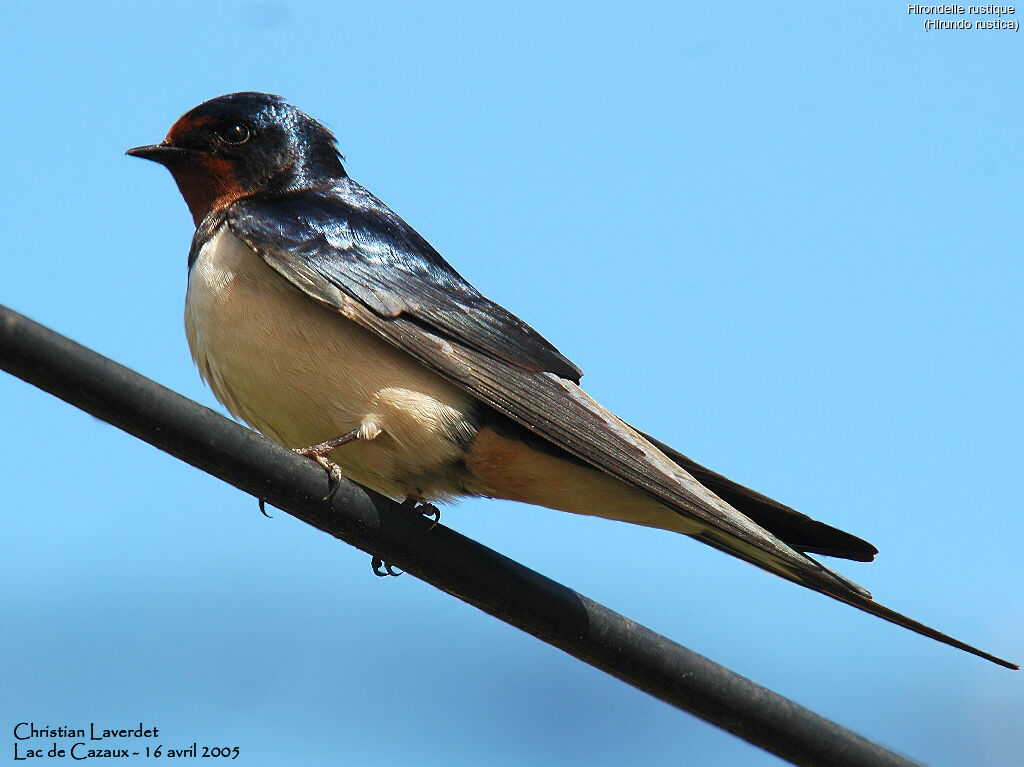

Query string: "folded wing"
[[220, 183, 1016, 669]]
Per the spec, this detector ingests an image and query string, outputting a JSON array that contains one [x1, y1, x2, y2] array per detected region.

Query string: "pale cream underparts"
[[185, 224, 702, 535]]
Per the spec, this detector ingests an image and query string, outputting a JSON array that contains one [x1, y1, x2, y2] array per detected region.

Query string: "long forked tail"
[[695, 524, 1018, 670], [635, 430, 1018, 670], [638, 430, 879, 562], [832, 581, 1018, 669]]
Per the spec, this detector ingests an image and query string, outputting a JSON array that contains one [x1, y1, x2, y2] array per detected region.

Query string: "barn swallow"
[[127, 92, 1016, 669]]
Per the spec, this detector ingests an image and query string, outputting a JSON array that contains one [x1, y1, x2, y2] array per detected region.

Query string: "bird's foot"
[[293, 427, 362, 501], [402, 496, 441, 527], [371, 497, 438, 577], [371, 556, 402, 577]]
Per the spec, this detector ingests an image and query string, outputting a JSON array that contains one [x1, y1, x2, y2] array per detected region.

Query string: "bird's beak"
[[125, 143, 193, 165]]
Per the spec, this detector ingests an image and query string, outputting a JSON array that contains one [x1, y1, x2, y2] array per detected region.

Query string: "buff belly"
[[184, 224, 699, 537], [184, 224, 479, 501]]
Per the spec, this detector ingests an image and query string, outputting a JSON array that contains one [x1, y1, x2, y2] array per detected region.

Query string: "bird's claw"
[[325, 463, 345, 501], [293, 447, 346, 501], [257, 497, 273, 518], [403, 497, 441, 527], [371, 556, 402, 577]]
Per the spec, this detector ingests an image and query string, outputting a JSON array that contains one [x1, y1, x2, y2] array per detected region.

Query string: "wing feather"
[[224, 190, 865, 595], [217, 187, 1016, 669], [227, 180, 583, 382]]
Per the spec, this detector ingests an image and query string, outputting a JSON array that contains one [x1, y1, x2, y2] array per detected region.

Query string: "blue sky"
[[1, 2, 1021, 765]]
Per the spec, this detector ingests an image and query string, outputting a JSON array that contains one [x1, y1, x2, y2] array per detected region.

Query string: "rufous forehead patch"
[[166, 112, 215, 145]]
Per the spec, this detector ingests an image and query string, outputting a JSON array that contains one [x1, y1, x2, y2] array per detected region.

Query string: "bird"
[[127, 92, 1015, 669]]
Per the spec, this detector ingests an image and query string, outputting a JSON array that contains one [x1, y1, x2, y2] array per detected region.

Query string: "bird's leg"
[[294, 425, 400, 577], [403, 496, 441, 527], [293, 424, 376, 501]]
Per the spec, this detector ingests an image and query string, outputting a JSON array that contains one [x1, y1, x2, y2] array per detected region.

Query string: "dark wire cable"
[[0, 304, 920, 767]]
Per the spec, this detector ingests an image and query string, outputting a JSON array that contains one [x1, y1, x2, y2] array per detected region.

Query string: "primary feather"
[[212, 183, 1014, 668]]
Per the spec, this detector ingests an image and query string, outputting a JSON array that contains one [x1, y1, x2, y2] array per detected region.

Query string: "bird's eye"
[[218, 124, 251, 145]]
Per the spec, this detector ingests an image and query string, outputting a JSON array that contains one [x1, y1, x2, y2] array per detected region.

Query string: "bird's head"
[[128, 92, 345, 224]]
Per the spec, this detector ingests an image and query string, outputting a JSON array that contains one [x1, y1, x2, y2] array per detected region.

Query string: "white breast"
[[184, 224, 479, 501]]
